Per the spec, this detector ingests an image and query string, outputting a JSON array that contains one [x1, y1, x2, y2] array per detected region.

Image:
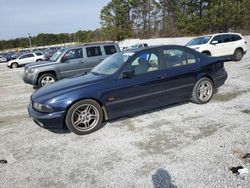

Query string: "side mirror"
[[122, 70, 134, 78], [211, 41, 218, 45]]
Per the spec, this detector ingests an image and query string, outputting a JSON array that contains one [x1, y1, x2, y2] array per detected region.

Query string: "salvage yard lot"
[[0, 51, 250, 187]]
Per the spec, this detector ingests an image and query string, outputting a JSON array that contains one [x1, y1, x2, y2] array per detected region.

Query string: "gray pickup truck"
[[22, 42, 120, 87]]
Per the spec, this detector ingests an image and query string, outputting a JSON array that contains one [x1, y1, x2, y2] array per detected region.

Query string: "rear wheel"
[[191, 77, 214, 104], [38, 73, 56, 88], [65, 99, 103, 135], [36, 59, 42, 62], [233, 49, 243, 61], [11, 62, 18, 68]]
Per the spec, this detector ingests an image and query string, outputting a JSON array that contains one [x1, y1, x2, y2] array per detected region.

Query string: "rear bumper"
[[214, 72, 228, 88], [28, 103, 65, 129]]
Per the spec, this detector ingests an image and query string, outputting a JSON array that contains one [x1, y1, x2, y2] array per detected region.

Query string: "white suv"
[[186, 33, 247, 61], [7, 52, 45, 68]]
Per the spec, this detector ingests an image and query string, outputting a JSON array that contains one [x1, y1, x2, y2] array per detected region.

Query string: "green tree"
[[100, 0, 133, 40]]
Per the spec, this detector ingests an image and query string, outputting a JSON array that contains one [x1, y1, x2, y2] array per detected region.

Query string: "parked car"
[[186, 33, 247, 61], [22, 42, 120, 88], [7, 52, 45, 68], [28, 45, 227, 135], [122, 43, 148, 51], [0, 56, 7, 63]]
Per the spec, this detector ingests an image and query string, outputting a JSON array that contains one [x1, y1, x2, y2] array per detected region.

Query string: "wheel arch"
[[11, 62, 19, 67], [235, 47, 243, 52], [36, 70, 58, 85], [196, 73, 215, 86], [201, 50, 211, 56]]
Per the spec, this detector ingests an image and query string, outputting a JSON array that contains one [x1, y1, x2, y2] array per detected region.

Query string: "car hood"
[[25, 61, 57, 69], [186, 44, 203, 49], [32, 73, 107, 102]]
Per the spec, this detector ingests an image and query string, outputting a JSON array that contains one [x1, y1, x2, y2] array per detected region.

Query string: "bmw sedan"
[[28, 45, 227, 135]]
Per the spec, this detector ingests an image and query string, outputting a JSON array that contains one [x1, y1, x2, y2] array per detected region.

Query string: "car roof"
[[198, 32, 242, 38], [64, 41, 117, 50], [122, 45, 186, 54]]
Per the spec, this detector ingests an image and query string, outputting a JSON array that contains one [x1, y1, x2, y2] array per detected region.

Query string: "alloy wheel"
[[71, 104, 99, 131], [197, 80, 213, 102], [41, 76, 55, 86]]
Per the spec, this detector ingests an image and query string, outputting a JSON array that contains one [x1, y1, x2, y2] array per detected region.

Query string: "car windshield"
[[49, 49, 65, 62], [186, 36, 212, 46], [91, 52, 134, 76]]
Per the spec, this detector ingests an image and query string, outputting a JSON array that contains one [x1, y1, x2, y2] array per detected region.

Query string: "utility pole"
[[28, 33, 32, 50]]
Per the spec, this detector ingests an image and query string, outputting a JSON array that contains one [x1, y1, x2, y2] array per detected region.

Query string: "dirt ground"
[[0, 49, 250, 187]]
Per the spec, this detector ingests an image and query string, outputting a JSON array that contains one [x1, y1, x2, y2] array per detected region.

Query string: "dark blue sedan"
[[28, 45, 227, 135]]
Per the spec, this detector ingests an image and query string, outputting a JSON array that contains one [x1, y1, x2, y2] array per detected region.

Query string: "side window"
[[232, 34, 242, 41], [222, 34, 232, 43], [35, 52, 43, 56], [104, 45, 117, 55], [163, 49, 197, 68], [129, 52, 160, 75], [63, 48, 83, 61], [86, 46, 102, 57], [211, 35, 223, 43], [20, 54, 34, 59]]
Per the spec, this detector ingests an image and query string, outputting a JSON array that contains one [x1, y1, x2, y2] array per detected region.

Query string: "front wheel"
[[65, 99, 104, 135], [11, 62, 18, 68], [38, 73, 56, 88], [191, 77, 214, 104]]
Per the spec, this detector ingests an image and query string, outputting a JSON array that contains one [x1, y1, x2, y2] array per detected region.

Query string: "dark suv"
[[23, 42, 120, 87]]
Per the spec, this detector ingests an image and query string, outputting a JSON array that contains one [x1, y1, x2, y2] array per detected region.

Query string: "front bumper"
[[28, 103, 65, 129], [22, 74, 37, 85]]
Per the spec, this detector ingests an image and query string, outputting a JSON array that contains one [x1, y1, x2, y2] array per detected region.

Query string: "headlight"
[[25, 68, 34, 74], [33, 102, 53, 112]]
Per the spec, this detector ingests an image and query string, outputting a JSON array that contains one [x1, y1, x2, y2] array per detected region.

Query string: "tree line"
[[1, 0, 249, 50], [100, 0, 250, 40]]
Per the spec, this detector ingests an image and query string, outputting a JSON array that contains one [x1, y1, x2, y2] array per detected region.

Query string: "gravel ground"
[[0, 49, 250, 188]]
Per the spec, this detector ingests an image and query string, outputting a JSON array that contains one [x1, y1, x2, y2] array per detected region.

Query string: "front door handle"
[[157, 76, 165, 80]]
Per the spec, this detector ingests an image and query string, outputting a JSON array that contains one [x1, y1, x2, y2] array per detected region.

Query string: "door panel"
[[161, 47, 200, 102], [107, 70, 167, 118], [58, 48, 87, 77], [106, 49, 166, 118], [210, 35, 225, 56]]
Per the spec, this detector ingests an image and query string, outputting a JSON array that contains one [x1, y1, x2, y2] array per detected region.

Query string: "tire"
[[11, 62, 18, 68], [191, 77, 214, 104], [65, 99, 104, 135], [233, 49, 243, 61], [38, 73, 57, 88], [36, 59, 42, 62], [202, 51, 211, 56]]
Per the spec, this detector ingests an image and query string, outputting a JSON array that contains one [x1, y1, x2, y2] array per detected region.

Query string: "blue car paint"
[[28, 45, 227, 129]]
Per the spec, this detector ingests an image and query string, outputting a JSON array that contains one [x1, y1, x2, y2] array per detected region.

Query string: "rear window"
[[104, 45, 117, 55], [86, 46, 102, 57], [231, 34, 242, 41]]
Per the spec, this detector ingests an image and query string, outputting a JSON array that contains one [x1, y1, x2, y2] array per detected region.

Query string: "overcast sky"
[[0, 0, 110, 40]]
